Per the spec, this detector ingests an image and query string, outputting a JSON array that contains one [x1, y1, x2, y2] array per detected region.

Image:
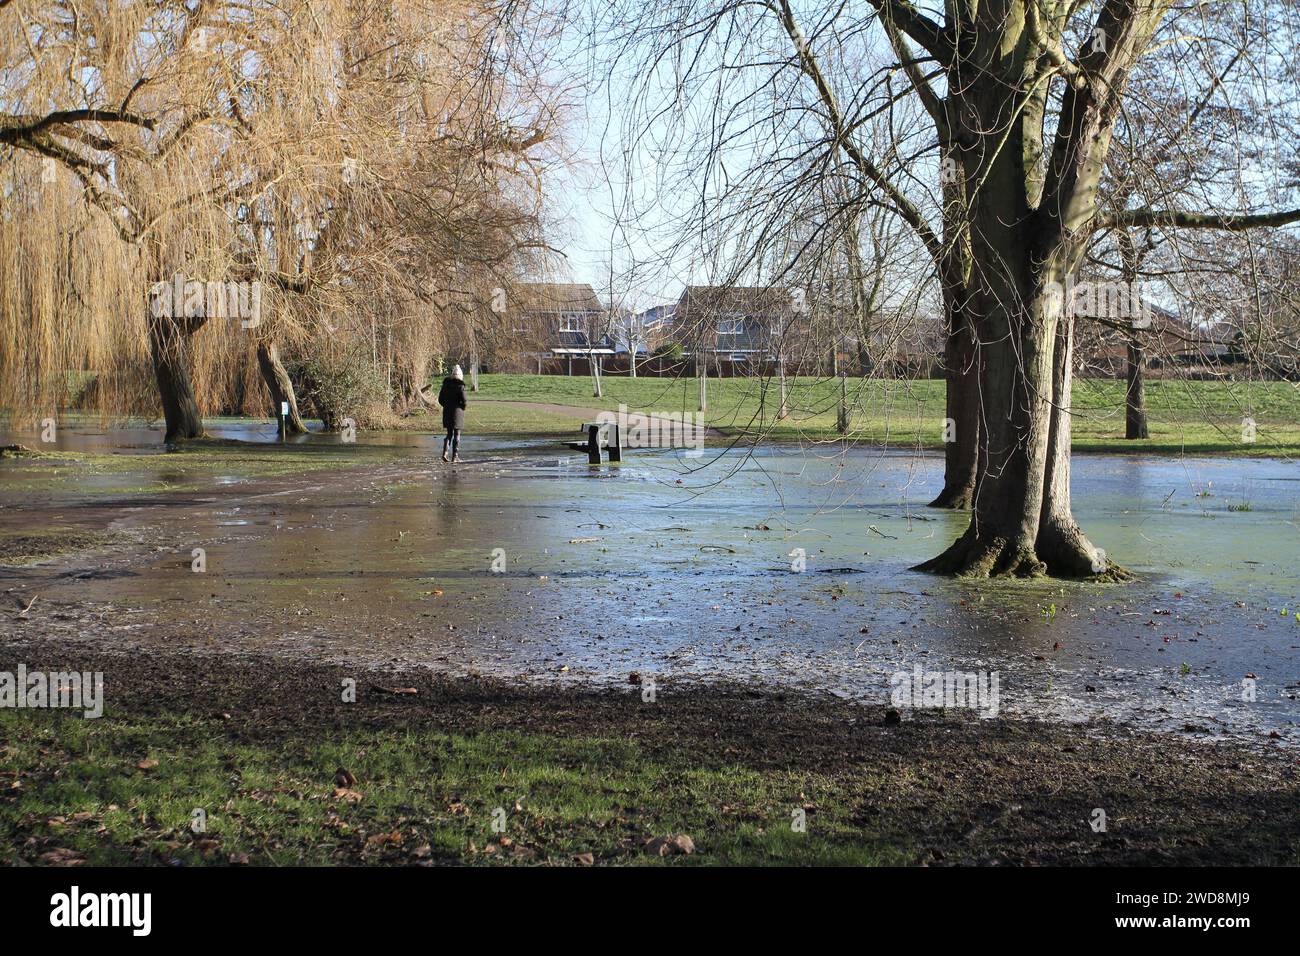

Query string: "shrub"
[[296, 349, 395, 430]]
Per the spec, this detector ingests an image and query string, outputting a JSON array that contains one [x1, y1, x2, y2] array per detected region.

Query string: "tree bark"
[[915, 279, 1056, 577], [930, 289, 980, 508], [929, 123, 980, 510], [1124, 336, 1149, 438], [1036, 311, 1122, 576], [149, 314, 205, 444], [256, 339, 307, 434]]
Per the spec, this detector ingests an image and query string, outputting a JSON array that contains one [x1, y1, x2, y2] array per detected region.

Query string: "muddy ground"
[[1, 640, 1298, 865]]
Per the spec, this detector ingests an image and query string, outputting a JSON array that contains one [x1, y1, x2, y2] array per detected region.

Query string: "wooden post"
[[608, 422, 622, 462], [587, 424, 601, 464]]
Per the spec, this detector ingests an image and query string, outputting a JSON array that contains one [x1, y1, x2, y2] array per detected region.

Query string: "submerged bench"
[[562, 422, 622, 464]]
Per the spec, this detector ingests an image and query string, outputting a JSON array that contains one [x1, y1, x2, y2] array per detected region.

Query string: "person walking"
[[438, 365, 467, 463]]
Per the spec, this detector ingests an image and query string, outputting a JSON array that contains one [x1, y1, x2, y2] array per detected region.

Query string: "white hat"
[[452, 365, 463, 380]]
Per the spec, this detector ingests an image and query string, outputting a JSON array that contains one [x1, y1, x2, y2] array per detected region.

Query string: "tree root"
[[927, 482, 974, 510], [1036, 516, 1135, 581], [915, 520, 1135, 581], [912, 529, 1046, 578]]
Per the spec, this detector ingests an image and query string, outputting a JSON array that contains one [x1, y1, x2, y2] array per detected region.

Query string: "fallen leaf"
[[644, 834, 695, 857], [38, 848, 84, 866]]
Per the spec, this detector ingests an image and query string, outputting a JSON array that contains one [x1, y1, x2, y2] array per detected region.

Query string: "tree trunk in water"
[[1124, 337, 1149, 438], [149, 316, 205, 444], [929, 299, 980, 509], [256, 340, 307, 434], [917, 287, 1110, 578], [909, 0, 1160, 577], [1035, 312, 1119, 576], [915, 288, 1053, 577], [929, 149, 979, 509]]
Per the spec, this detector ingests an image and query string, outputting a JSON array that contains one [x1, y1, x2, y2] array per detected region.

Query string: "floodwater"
[[2, 420, 1299, 745]]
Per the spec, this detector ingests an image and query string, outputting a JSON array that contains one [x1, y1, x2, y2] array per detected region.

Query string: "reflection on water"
[[2, 423, 1298, 745]]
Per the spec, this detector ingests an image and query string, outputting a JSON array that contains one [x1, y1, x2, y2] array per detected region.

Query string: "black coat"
[[438, 377, 467, 429]]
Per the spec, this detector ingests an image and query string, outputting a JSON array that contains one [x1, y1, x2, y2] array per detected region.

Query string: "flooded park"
[[4, 421, 1297, 747], [5, 0, 1300, 889]]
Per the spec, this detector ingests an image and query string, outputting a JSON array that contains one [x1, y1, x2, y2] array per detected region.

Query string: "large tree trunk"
[[149, 315, 205, 444], [915, 280, 1056, 577], [929, 136, 980, 510], [1124, 336, 1149, 438], [918, 275, 1116, 578], [1036, 312, 1121, 576], [930, 292, 980, 508], [256, 339, 307, 434]]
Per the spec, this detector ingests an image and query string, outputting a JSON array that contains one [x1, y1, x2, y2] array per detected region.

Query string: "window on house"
[[560, 312, 585, 333], [717, 315, 744, 336]]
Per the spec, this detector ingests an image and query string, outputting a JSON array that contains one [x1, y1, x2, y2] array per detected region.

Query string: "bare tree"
[[598, 0, 1300, 577]]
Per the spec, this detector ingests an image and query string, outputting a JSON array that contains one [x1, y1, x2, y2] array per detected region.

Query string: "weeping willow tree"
[[0, 175, 149, 419], [1, 0, 565, 440]]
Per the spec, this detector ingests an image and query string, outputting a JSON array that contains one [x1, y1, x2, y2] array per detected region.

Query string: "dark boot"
[[441, 438, 449, 463]]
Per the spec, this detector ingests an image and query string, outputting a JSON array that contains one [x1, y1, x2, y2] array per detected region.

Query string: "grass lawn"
[[467, 373, 1300, 454], [0, 708, 898, 867]]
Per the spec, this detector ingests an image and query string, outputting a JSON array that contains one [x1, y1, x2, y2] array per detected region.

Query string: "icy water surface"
[[2, 422, 1298, 745]]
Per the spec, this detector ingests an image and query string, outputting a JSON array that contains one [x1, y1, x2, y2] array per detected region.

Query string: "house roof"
[[674, 285, 800, 318], [517, 282, 604, 314]]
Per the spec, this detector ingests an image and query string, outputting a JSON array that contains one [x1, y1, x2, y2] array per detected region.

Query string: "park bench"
[[562, 421, 623, 464]]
